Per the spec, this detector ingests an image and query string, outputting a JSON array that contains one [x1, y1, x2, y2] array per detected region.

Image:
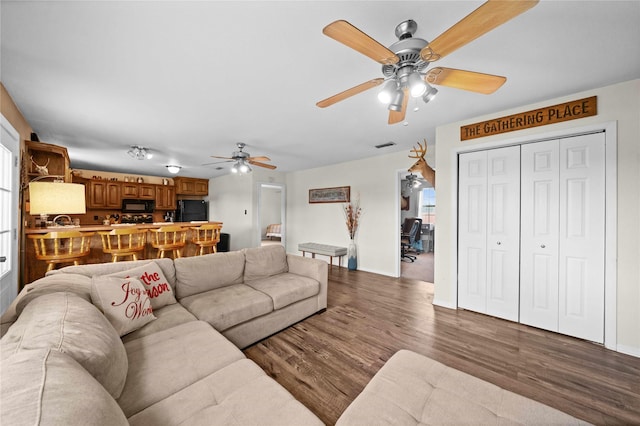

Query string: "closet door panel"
[[486, 146, 521, 321], [458, 151, 487, 314], [558, 133, 605, 343], [520, 141, 560, 331]]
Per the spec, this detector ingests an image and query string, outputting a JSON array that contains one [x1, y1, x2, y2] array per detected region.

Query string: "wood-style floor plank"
[[244, 268, 640, 425]]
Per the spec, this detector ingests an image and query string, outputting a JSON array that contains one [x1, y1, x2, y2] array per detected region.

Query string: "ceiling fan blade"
[[249, 160, 277, 170], [248, 156, 271, 162], [420, 0, 539, 61], [317, 78, 384, 108], [323, 20, 399, 65], [426, 67, 506, 94], [202, 159, 233, 166], [210, 155, 234, 160], [388, 88, 409, 125]]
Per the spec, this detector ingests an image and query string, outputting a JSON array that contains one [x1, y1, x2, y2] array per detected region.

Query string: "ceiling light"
[[239, 162, 250, 173], [166, 165, 181, 174], [377, 79, 397, 104], [422, 83, 438, 104], [388, 87, 405, 111], [408, 72, 427, 98], [127, 145, 151, 160]]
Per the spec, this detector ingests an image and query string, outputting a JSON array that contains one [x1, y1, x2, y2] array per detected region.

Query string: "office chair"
[[401, 219, 421, 262]]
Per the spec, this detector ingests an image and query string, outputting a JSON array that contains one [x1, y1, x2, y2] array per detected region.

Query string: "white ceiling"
[[2, 1, 639, 179]]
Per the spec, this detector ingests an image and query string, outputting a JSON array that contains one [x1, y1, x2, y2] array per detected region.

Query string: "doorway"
[[257, 183, 285, 249], [1, 115, 20, 314], [400, 172, 435, 282]]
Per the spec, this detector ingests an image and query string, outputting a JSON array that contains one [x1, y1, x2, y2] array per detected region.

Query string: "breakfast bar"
[[24, 221, 223, 284]]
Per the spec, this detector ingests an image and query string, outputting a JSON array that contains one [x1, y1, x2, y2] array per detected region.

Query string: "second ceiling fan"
[[317, 0, 539, 124]]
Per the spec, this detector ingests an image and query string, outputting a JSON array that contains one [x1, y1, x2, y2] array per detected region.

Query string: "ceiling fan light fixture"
[[166, 165, 181, 174], [388, 87, 405, 111], [127, 145, 150, 160], [377, 79, 397, 104], [239, 161, 251, 174], [422, 83, 438, 104], [408, 72, 427, 98]]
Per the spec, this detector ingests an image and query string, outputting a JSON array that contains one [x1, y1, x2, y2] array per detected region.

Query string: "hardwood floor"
[[244, 268, 640, 425]]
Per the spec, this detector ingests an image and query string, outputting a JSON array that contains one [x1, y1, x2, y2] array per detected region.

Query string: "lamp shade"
[[29, 182, 86, 215]]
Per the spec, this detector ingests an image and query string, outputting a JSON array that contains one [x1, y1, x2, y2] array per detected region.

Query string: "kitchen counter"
[[24, 221, 222, 234], [23, 221, 223, 285]]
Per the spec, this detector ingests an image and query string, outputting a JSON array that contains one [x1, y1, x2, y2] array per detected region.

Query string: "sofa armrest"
[[286, 254, 328, 310]]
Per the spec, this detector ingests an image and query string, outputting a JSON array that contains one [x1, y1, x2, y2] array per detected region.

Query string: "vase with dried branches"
[[343, 199, 362, 270]]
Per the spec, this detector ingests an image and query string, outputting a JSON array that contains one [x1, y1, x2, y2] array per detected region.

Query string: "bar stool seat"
[[149, 226, 187, 259], [28, 231, 95, 272], [190, 223, 222, 256], [98, 228, 147, 262]]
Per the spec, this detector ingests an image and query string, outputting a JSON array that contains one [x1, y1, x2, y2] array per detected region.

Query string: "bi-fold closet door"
[[520, 133, 605, 343], [458, 145, 521, 322], [458, 133, 606, 343]]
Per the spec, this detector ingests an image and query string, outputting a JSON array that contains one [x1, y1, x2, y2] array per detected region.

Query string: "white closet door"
[[485, 146, 521, 321], [458, 150, 488, 314], [558, 133, 605, 343], [520, 140, 560, 331]]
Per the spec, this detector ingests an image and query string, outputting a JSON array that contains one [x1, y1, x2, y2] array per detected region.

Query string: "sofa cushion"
[[243, 244, 288, 282], [128, 358, 323, 426], [180, 284, 273, 331], [117, 320, 245, 418], [175, 251, 245, 298], [0, 348, 128, 426], [121, 302, 197, 343], [0, 292, 128, 399], [246, 272, 320, 310], [336, 350, 587, 426], [49, 257, 178, 293], [0, 273, 92, 327], [107, 261, 177, 309], [91, 275, 157, 337]]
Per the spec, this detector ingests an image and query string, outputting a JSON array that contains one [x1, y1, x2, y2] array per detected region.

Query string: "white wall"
[[434, 79, 640, 356], [209, 168, 286, 251], [286, 151, 409, 275]]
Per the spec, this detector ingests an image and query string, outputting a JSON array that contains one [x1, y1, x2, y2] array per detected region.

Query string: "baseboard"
[[432, 297, 456, 310], [616, 344, 640, 358]]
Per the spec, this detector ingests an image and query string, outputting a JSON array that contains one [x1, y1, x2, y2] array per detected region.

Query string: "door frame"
[[0, 114, 20, 315], [448, 121, 617, 349], [255, 182, 286, 250]]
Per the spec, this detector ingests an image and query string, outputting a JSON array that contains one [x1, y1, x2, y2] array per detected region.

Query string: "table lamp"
[[29, 182, 86, 227]]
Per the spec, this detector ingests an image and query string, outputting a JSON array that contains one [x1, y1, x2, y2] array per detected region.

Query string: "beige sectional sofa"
[[0, 245, 327, 426]]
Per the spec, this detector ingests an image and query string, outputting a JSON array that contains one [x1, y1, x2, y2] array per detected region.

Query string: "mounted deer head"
[[30, 156, 50, 175], [408, 139, 435, 187]]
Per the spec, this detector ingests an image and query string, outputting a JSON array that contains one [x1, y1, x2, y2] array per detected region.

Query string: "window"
[[419, 187, 436, 225]]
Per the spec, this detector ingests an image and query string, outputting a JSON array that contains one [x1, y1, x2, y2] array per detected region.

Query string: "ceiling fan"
[[208, 143, 276, 173], [317, 0, 539, 124]]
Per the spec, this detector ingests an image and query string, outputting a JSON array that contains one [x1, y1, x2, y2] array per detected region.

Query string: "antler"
[[408, 139, 428, 159], [31, 156, 50, 175]]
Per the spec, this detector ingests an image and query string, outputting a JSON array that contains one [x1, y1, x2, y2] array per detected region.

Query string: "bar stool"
[[190, 223, 222, 256], [149, 226, 187, 259], [28, 231, 95, 272], [98, 228, 147, 262]]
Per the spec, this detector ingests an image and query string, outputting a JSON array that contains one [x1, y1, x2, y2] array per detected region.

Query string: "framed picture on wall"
[[309, 186, 350, 203]]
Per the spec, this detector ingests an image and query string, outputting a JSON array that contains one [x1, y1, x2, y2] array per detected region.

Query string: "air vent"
[[375, 141, 396, 149]]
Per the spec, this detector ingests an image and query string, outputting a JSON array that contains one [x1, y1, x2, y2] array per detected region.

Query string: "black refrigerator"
[[176, 200, 208, 222]]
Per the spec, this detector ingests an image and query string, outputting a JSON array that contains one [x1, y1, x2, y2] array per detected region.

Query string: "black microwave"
[[121, 199, 155, 213]]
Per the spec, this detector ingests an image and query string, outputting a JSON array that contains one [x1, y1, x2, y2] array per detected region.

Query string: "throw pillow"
[[91, 275, 156, 336], [108, 261, 177, 309]]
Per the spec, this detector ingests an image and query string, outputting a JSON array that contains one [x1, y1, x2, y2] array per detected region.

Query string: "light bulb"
[[239, 163, 249, 173]]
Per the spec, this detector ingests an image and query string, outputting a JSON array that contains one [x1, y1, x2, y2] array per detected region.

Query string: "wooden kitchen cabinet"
[[24, 140, 72, 183], [173, 177, 208, 196], [121, 182, 155, 199], [87, 180, 121, 209], [155, 185, 176, 210], [121, 183, 138, 198]]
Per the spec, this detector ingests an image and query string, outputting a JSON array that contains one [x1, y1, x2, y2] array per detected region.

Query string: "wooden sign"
[[461, 96, 597, 141]]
